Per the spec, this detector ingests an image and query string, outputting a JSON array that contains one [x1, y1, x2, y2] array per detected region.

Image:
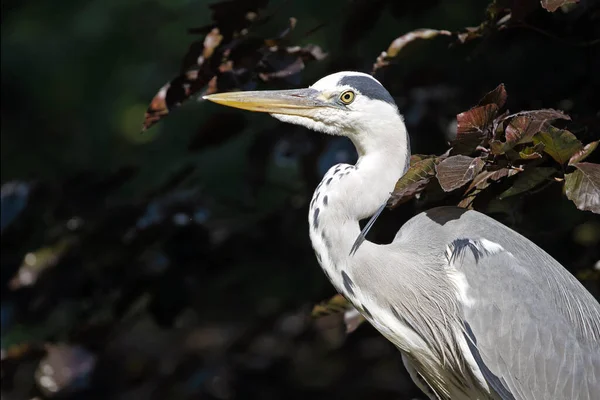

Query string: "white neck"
[[308, 115, 410, 290]]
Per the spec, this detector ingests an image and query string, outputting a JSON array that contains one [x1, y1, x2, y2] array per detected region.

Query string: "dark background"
[[2, 1, 599, 399]]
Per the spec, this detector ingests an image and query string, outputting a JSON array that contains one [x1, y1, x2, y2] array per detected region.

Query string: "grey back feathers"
[[338, 75, 396, 106], [390, 207, 600, 399]]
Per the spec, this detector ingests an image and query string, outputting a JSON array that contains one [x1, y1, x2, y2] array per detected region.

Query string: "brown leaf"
[[541, 0, 579, 12], [478, 84, 507, 109], [498, 167, 556, 199], [388, 156, 437, 207], [505, 115, 546, 145], [457, 104, 498, 137], [466, 168, 519, 193], [142, 29, 224, 131], [565, 162, 600, 214], [436, 155, 486, 192], [533, 126, 582, 164], [507, 109, 570, 124], [569, 141, 599, 165], [373, 29, 451, 72]]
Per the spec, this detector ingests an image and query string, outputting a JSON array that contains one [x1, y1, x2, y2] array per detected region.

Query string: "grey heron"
[[204, 71, 600, 400]]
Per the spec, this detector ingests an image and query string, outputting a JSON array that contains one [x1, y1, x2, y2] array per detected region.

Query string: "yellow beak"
[[203, 88, 328, 116]]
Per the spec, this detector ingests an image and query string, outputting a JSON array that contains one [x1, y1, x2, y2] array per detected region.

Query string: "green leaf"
[[312, 294, 351, 318], [478, 84, 507, 109], [533, 126, 582, 164], [388, 156, 437, 207], [518, 143, 545, 160], [435, 155, 485, 192], [564, 163, 600, 214], [569, 141, 598, 165], [498, 167, 556, 199]]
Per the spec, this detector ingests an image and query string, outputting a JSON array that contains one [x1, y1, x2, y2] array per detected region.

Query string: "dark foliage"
[[2, 0, 599, 399]]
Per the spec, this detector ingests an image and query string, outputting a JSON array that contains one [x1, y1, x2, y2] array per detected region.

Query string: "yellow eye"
[[339, 90, 355, 104]]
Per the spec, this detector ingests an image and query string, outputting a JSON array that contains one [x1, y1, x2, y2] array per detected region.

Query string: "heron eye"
[[339, 90, 356, 105]]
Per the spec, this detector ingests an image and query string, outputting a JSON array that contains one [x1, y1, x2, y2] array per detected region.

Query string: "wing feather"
[[448, 238, 600, 400]]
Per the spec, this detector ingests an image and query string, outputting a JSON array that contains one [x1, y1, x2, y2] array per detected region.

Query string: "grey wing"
[[448, 239, 600, 400]]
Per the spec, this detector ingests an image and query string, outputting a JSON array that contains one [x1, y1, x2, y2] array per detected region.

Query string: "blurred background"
[[1, 0, 599, 399]]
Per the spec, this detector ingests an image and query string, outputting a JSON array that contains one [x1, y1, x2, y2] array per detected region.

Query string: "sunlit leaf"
[[505, 115, 545, 144], [9, 239, 76, 290], [457, 26, 484, 44], [436, 155, 485, 192], [478, 83, 507, 109], [311, 294, 352, 318], [373, 29, 451, 72], [509, 109, 570, 121], [541, 0, 579, 12], [569, 141, 598, 165], [518, 143, 545, 160], [143, 28, 224, 131], [493, 110, 570, 154], [533, 126, 582, 164], [388, 156, 438, 206], [456, 104, 498, 137], [498, 167, 556, 199], [565, 162, 600, 214]]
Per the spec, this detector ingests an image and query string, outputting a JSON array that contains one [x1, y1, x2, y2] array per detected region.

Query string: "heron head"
[[203, 72, 403, 152]]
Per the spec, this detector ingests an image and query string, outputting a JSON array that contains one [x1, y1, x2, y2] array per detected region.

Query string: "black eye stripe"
[[338, 75, 396, 106]]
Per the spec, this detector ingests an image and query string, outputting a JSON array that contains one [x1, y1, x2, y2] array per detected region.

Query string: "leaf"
[[388, 156, 437, 207], [533, 126, 582, 164], [311, 294, 352, 318], [466, 168, 519, 193], [436, 155, 486, 192], [478, 84, 507, 109], [507, 109, 570, 124], [498, 167, 556, 199], [373, 29, 451, 72], [457, 26, 484, 44], [505, 115, 546, 145], [541, 0, 579, 12], [456, 104, 498, 137], [311, 294, 365, 333], [569, 141, 598, 165], [564, 163, 600, 214], [143, 28, 224, 131], [518, 143, 545, 160]]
